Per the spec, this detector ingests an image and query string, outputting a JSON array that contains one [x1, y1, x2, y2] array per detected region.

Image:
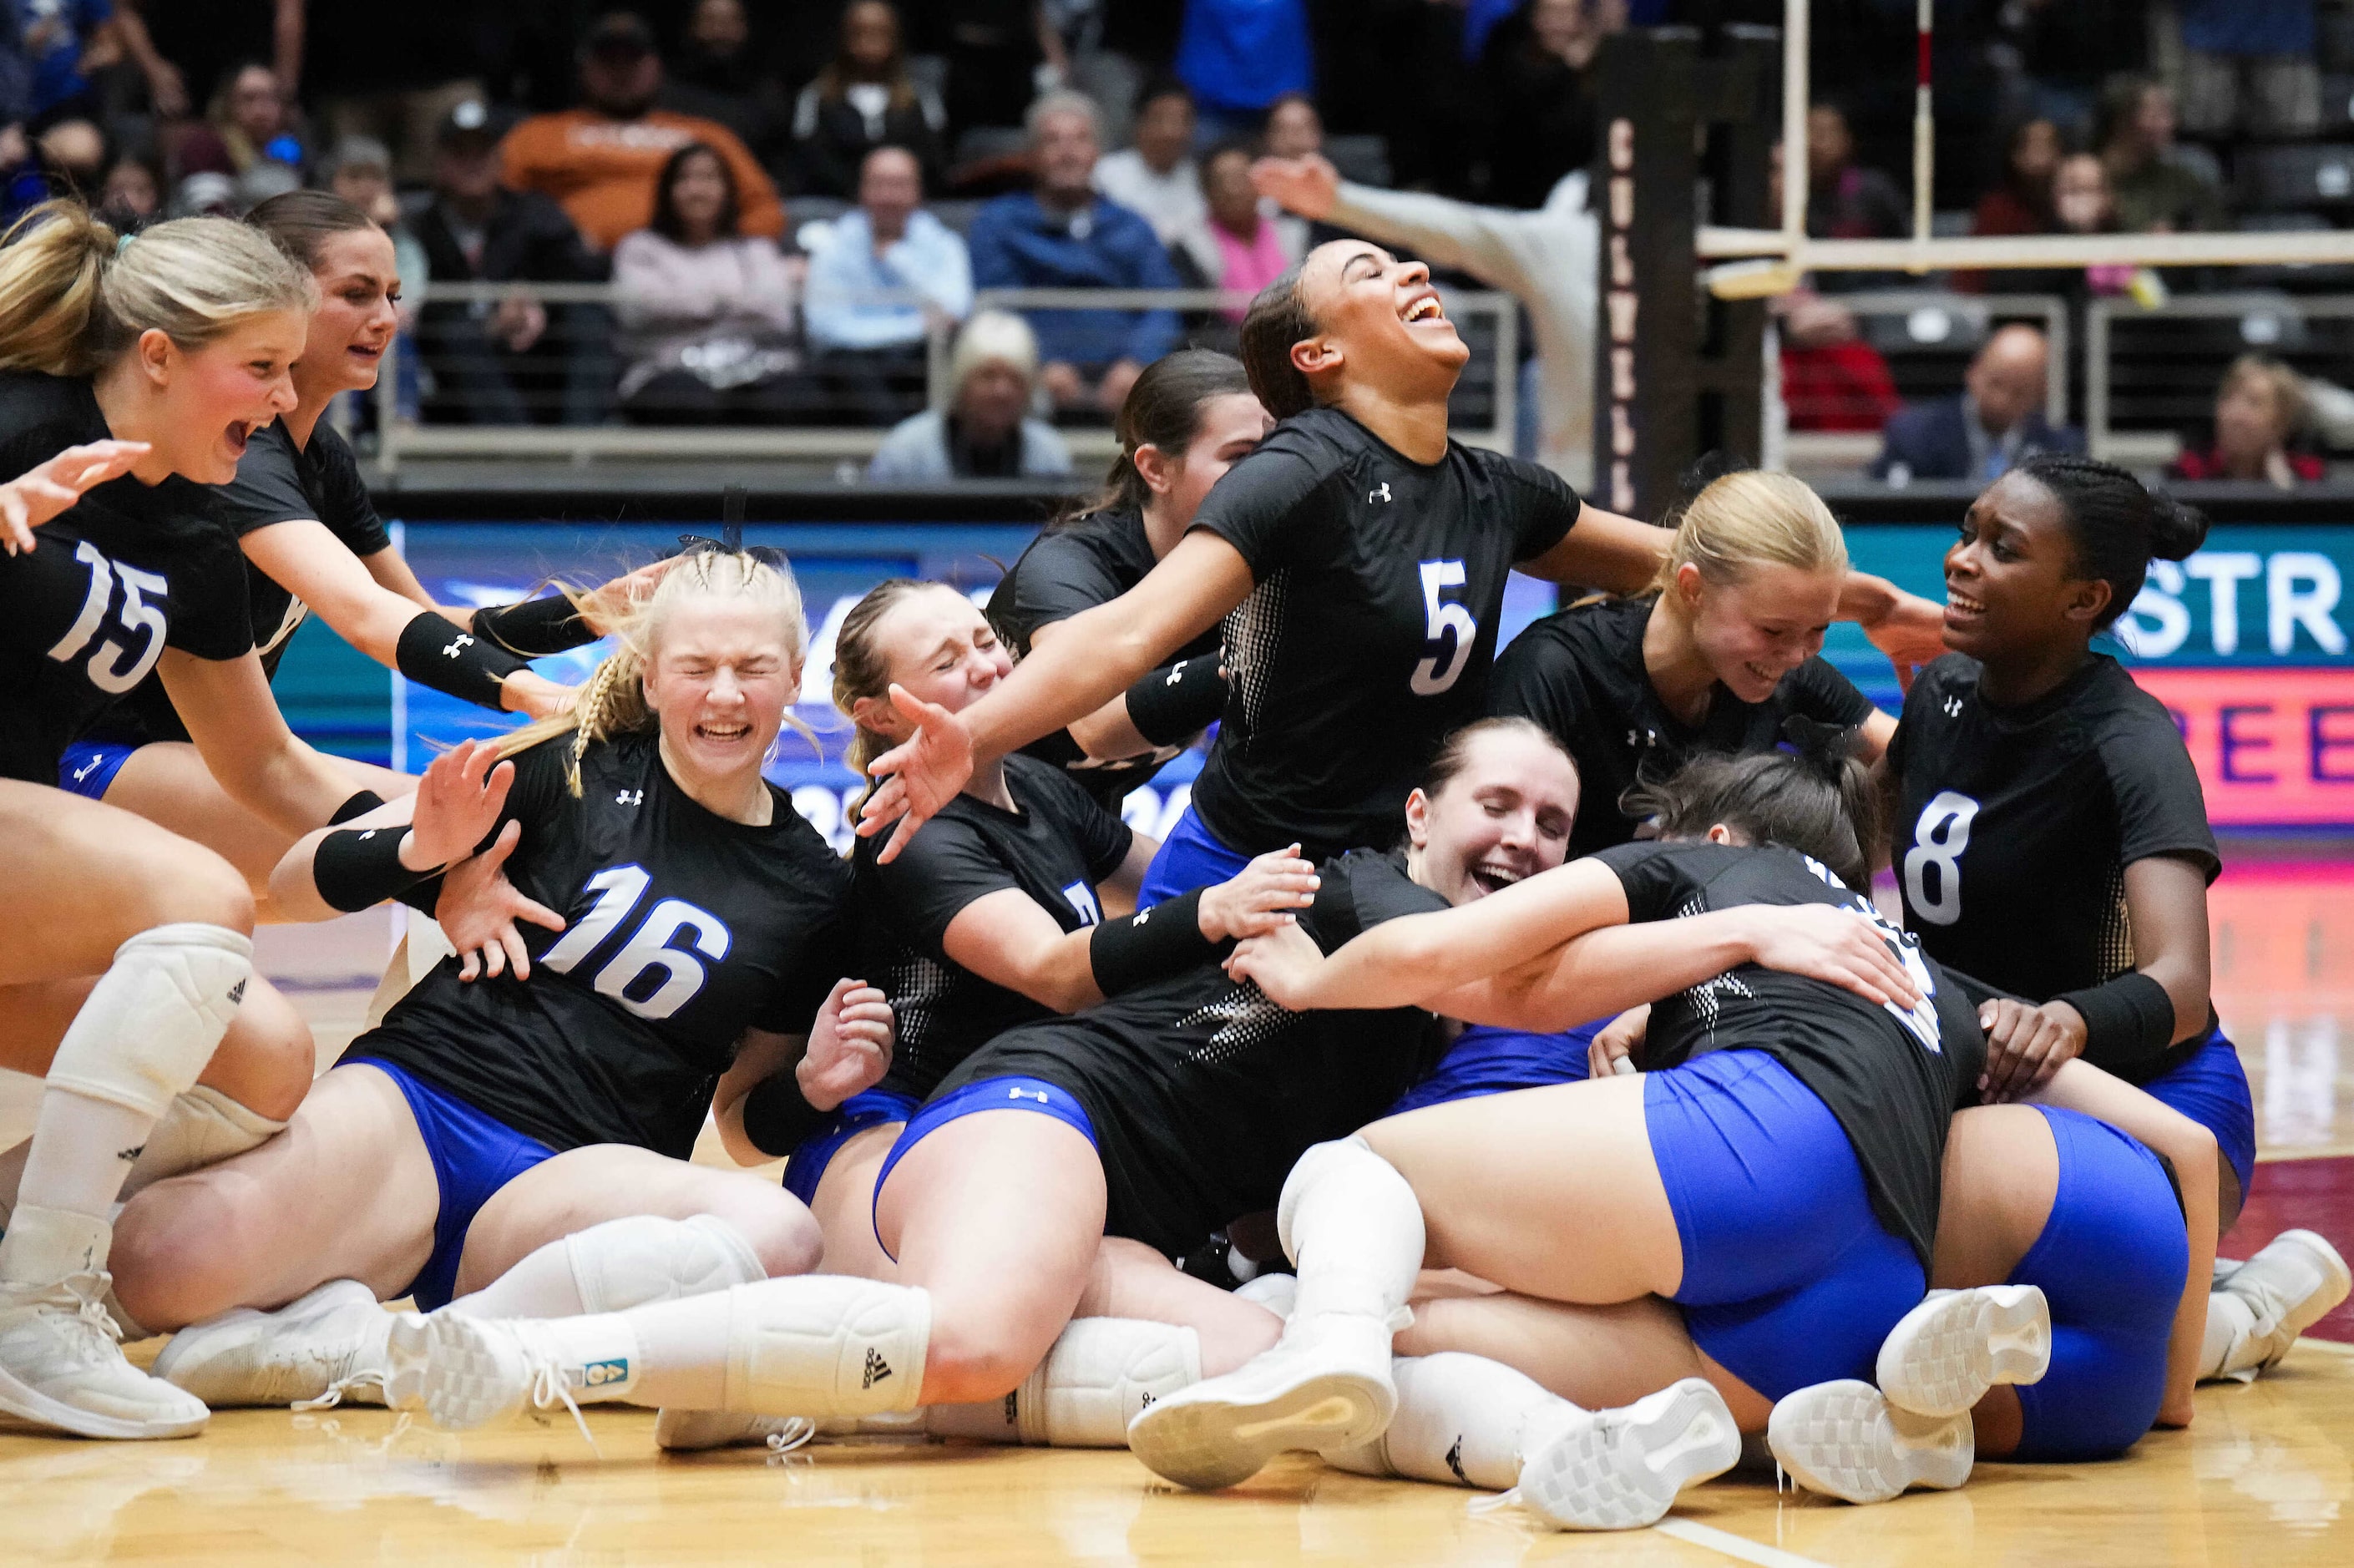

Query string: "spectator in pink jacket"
[[612, 141, 812, 424]]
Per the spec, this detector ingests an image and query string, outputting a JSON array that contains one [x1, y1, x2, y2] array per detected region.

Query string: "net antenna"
[[1711, 0, 2354, 296]]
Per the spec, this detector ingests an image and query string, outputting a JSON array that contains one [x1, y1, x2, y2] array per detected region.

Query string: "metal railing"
[[372, 281, 1519, 473]]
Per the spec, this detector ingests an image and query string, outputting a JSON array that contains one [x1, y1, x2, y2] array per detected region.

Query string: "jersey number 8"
[[48, 541, 168, 695], [1411, 559, 1477, 695], [541, 865, 733, 1020], [1902, 792, 1981, 928]]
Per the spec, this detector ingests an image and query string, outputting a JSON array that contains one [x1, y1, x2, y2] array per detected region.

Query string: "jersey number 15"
[[48, 541, 168, 695], [541, 865, 733, 1020]]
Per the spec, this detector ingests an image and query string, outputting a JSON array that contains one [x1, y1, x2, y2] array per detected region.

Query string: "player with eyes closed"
[[1885, 455, 2348, 1383]]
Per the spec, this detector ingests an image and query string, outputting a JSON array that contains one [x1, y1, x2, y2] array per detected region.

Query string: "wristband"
[[330, 789, 387, 826], [475, 593, 595, 658], [2054, 970, 2177, 1072], [1124, 656, 1227, 747], [395, 612, 529, 711], [741, 1071, 831, 1159], [1089, 888, 1220, 996], [312, 824, 433, 913]]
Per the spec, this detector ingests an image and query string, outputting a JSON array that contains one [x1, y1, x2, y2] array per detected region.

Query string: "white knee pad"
[[1008, 1318, 1202, 1447], [1275, 1136, 1375, 1264], [569, 1214, 767, 1315], [45, 925, 254, 1120], [1276, 1136, 1424, 1327], [723, 1277, 930, 1418], [118, 1086, 287, 1201]]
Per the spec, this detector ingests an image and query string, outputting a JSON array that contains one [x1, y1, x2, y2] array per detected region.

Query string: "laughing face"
[[1943, 471, 2109, 660], [1680, 560, 1842, 705], [1406, 726, 1581, 908], [640, 594, 802, 785], [1292, 241, 1470, 407], [302, 226, 402, 396], [148, 309, 305, 483]]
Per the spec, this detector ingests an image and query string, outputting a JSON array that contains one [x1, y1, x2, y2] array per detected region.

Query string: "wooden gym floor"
[[3, 859, 2348, 1565]]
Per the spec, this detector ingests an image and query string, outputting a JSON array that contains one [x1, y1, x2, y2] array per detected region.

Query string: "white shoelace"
[[294, 1369, 387, 1413], [764, 1418, 817, 1454], [515, 1337, 600, 1454]]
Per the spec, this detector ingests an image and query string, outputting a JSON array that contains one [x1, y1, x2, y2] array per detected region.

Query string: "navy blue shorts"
[[2139, 1025, 2255, 1212], [2009, 1105, 2187, 1461], [781, 1088, 918, 1206], [57, 738, 136, 800], [1137, 804, 1252, 906], [1386, 1021, 1598, 1115], [869, 1075, 1097, 1260], [351, 1058, 558, 1311], [1646, 1050, 1926, 1401]]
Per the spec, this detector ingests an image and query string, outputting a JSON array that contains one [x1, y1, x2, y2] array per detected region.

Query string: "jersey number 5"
[[47, 540, 168, 695], [1411, 559, 1477, 695], [1902, 792, 1981, 927], [541, 865, 733, 1019]]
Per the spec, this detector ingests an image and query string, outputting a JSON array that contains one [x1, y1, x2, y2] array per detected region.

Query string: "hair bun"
[[2147, 494, 2209, 564]]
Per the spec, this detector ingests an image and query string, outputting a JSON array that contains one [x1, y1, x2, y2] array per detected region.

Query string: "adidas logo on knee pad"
[[862, 1348, 894, 1389]]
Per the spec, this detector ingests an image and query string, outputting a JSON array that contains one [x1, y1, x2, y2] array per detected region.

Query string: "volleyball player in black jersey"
[[64, 192, 658, 914], [112, 552, 883, 1414], [0, 203, 385, 1439], [857, 240, 1946, 878], [987, 350, 1268, 812], [1886, 456, 2347, 1379], [718, 578, 1314, 1282]]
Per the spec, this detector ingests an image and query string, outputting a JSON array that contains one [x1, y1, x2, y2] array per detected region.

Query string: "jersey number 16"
[[541, 865, 733, 1020]]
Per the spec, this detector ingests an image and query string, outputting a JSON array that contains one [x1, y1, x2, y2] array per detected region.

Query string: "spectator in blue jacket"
[[966, 89, 1180, 417]]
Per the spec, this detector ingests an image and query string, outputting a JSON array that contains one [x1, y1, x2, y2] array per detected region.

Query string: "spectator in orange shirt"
[[499, 11, 784, 254]]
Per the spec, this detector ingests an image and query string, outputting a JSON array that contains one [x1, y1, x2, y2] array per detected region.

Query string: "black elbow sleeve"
[[395, 612, 529, 711], [1124, 656, 1227, 747]]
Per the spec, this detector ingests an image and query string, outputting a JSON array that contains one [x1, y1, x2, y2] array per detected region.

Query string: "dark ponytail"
[[2013, 454, 2209, 630], [1623, 721, 1881, 894], [1053, 348, 1253, 528], [1238, 264, 1317, 419]]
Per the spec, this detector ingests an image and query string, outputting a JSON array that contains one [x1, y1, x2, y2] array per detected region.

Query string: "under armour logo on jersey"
[[615, 788, 644, 806], [1628, 727, 1658, 750], [1165, 661, 1187, 685], [862, 1348, 894, 1388], [1368, 483, 1392, 503], [441, 633, 475, 659], [1007, 1086, 1050, 1105], [1943, 695, 1964, 718], [1444, 1437, 1469, 1485]]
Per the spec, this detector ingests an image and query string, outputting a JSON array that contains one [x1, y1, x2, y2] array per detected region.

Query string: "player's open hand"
[[1198, 845, 1320, 941], [1588, 1004, 1649, 1078], [1223, 919, 1330, 1011], [0, 439, 149, 554], [576, 556, 679, 636], [857, 684, 975, 862], [438, 819, 567, 982], [1978, 996, 2087, 1102], [798, 979, 894, 1111], [1250, 154, 1341, 220], [406, 739, 514, 871], [1741, 903, 1921, 1009]]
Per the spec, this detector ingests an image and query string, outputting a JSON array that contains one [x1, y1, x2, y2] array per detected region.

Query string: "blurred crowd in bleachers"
[[6, 1, 2354, 485]]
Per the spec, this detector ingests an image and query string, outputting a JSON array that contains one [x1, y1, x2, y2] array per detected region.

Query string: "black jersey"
[[988, 507, 1223, 811], [1594, 839, 1986, 1270], [928, 847, 1452, 1256], [356, 731, 853, 1159], [0, 372, 252, 784], [98, 420, 392, 748], [1489, 594, 1876, 857], [1890, 653, 2220, 1080], [854, 754, 1135, 1098], [1184, 407, 1582, 862]]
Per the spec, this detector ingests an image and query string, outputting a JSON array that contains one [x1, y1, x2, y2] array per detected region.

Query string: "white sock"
[[0, 1137, 28, 1231], [1326, 1353, 1577, 1489], [0, 1069, 45, 1150], [2201, 1288, 2262, 1381], [575, 1276, 932, 1416], [116, 1087, 286, 1202], [444, 1215, 765, 1320], [16, 1090, 159, 1224], [1277, 1137, 1425, 1330], [925, 1318, 1202, 1446]]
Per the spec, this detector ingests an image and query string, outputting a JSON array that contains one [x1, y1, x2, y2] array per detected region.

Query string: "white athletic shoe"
[[0, 1272, 209, 1440], [153, 1280, 392, 1409], [394, 1313, 610, 1439], [1768, 1379, 1973, 1505], [2214, 1230, 2351, 1375], [1126, 1313, 1395, 1490], [652, 1408, 818, 1453], [1515, 1378, 1742, 1530], [1875, 1285, 2051, 1419]]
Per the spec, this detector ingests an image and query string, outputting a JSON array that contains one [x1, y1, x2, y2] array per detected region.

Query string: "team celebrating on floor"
[[0, 188, 2345, 1531]]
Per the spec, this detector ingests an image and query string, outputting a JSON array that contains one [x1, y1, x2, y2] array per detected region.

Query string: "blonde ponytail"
[[0, 200, 314, 376], [496, 549, 816, 796], [1649, 470, 1848, 599]]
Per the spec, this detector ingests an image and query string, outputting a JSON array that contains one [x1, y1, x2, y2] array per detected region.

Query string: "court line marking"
[[1653, 1516, 1834, 1568]]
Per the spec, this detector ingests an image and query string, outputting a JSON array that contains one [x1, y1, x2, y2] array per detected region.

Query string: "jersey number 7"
[[541, 865, 734, 1020]]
